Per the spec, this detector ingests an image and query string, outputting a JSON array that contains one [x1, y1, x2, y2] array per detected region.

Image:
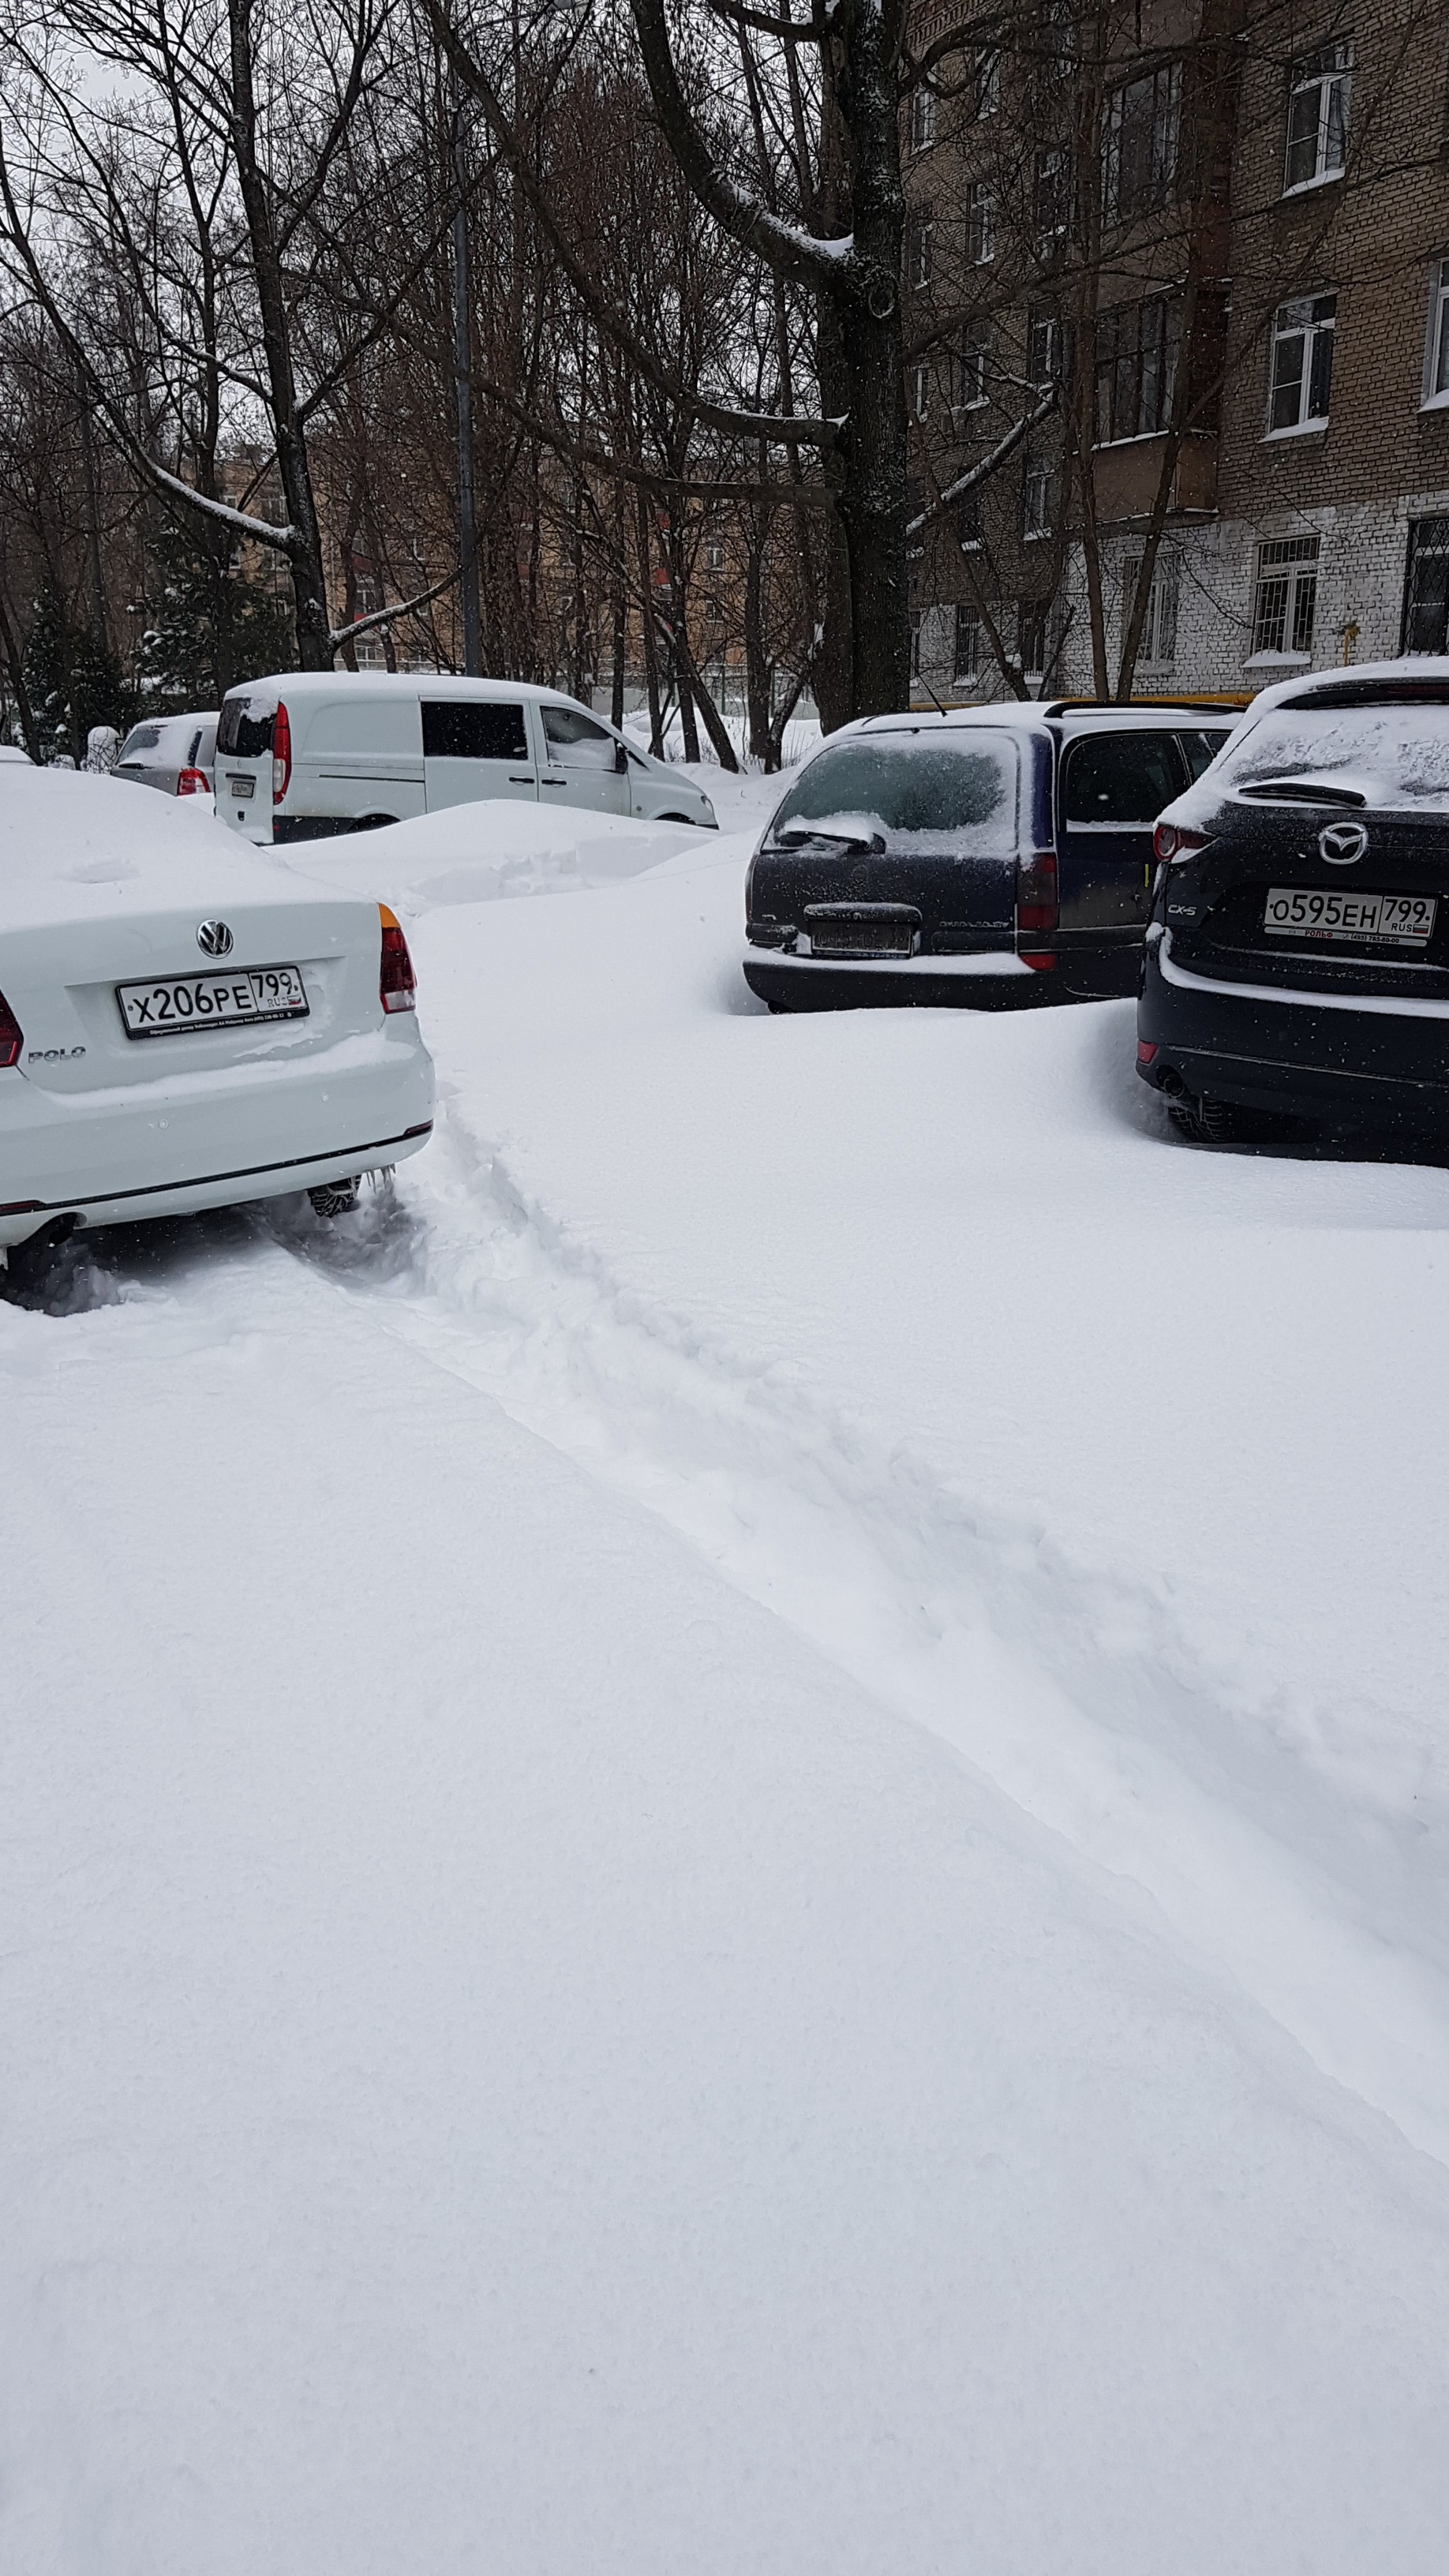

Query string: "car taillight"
[[1153, 823, 1210, 864], [1016, 850, 1058, 938], [379, 904, 416, 1013], [271, 699, 291, 804], [176, 768, 209, 796], [0, 988, 22, 1068]]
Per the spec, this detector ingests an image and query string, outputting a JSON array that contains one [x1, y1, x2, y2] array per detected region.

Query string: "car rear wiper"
[[1237, 776, 1367, 808], [772, 826, 886, 853]]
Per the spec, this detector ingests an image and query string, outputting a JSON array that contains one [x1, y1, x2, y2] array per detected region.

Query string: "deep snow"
[[5, 766, 1449, 2570]]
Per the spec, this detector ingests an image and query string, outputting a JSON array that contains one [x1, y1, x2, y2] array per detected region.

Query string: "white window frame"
[[1023, 453, 1053, 539], [908, 206, 935, 290], [1027, 309, 1060, 389], [953, 605, 982, 681], [1423, 256, 1449, 412], [1265, 293, 1335, 437], [1121, 552, 1179, 668], [912, 360, 931, 421], [967, 182, 997, 266], [1249, 534, 1320, 665], [953, 335, 989, 413], [974, 48, 1001, 118], [910, 84, 936, 152], [1282, 41, 1351, 197], [1033, 144, 1069, 245]]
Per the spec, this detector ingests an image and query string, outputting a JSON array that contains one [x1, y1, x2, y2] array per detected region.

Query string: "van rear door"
[[422, 700, 538, 812], [1056, 727, 1189, 989]]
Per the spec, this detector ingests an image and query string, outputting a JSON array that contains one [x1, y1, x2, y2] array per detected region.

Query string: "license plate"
[[807, 915, 916, 958], [227, 774, 255, 799], [118, 964, 309, 1039], [1263, 886, 1438, 947]]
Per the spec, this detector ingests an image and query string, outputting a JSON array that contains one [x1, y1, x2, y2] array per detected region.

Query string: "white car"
[[116, 711, 219, 798], [0, 766, 434, 1264], [214, 671, 717, 845]]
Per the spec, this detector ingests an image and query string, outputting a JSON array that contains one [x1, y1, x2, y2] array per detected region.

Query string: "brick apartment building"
[[904, 0, 1449, 702]]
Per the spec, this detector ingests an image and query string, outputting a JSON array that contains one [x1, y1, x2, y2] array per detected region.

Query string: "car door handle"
[[508, 773, 537, 784], [541, 772, 566, 785]]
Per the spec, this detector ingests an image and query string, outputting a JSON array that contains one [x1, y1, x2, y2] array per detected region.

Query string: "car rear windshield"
[[767, 736, 1017, 850], [1219, 705, 1449, 809], [119, 724, 163, 759], [217, 696, 275, 758]]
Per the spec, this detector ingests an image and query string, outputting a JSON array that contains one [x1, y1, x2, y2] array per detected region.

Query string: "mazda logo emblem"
[[197, 919, 234, 957], [1318, 822, 1368, 867]]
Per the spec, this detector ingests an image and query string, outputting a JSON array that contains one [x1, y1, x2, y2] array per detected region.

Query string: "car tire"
[[1169, 1093, 1303, 1148], [308, 1177, 360, 1218]]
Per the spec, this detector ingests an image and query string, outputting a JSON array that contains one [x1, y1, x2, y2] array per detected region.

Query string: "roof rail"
[[1039, 694, 1252, 718]]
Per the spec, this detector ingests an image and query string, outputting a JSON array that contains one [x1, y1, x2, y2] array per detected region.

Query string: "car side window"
[[1178, 727, 1231, 783], [1063, 732, 1184, 826], [542, 706, 616, 769], [421, 702, 528, 761]]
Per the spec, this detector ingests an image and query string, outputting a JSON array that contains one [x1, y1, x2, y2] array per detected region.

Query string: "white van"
[[214, 672, 717, 844]]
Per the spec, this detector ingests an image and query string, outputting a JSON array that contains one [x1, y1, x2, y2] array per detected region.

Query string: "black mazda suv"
[[1138, 663, 1449, 1144]]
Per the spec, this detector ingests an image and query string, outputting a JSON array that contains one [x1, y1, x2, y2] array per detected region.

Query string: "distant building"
[[904, 0, 1449, 701]]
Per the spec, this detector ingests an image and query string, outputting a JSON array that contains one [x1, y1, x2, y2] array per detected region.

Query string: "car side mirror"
[[615, 743, 628, 773]]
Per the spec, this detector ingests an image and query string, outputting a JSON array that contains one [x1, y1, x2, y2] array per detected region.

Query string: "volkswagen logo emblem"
[[197, 919, 234, 957], [1318, 821, 1368, 867]]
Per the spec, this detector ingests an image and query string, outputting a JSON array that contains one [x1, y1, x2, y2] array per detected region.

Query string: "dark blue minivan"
[[743, 702, 1236, 1009]]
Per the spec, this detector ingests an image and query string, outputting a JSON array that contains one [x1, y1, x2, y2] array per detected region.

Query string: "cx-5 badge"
[[1318, 821, 1368, 866], [196, 919, 234, 957]]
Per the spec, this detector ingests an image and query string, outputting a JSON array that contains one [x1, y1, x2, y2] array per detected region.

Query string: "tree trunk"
[[827, 0, 908, 718], [227, 0, 332, 668]]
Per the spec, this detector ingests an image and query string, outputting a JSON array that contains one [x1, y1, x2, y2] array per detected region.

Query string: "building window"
[[1267, 293, 1335, 433], [1252, 535, 1320, 657], [1020, 599, 1049, 677], [1425, 257, 1449, 408], [967, 182, 996, 265], [1122, 552, 1180, 666], [704, 519, 727, 575], [705, 595, 725, 630], [910, 84, 936, 152], [910, 609, 923, 676], [1103, 62, 1181, 225], [954, 488, 983, 550], [1033, 145, 1069, 243], [912, 361, 931, 421], [1023, 453, 1053, 537], [1284, 41, 1351, 193], [974, 48, 1001, 118], [953, 333, 989, 410], [1402, 515, 1449, 653], [954, 605, 982, 680], [1095, 297, 1180, 443], [908, 204, 934, 290], [1028, 309, 1061, 388]]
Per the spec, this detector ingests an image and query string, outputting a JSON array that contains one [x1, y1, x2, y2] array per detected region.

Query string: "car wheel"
[[1169, 1093, 1302, 1147], [308, 1177, 360, 1218]]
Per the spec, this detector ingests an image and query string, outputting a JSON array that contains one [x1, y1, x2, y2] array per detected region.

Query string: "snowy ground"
[[5, 769, 1449, 2570]]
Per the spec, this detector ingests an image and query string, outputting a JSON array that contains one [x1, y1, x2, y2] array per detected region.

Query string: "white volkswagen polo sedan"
[[0, 766, 433, 1260]]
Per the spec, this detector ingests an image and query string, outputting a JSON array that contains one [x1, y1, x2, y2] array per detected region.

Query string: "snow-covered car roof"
[[851, 700, 1241, 740], [223, 670, 608, 716], [120, 711, 217, 758], [0, 743, 33, 763], [1247, 656, 1449, 712], [0, 763, 352, 935]]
